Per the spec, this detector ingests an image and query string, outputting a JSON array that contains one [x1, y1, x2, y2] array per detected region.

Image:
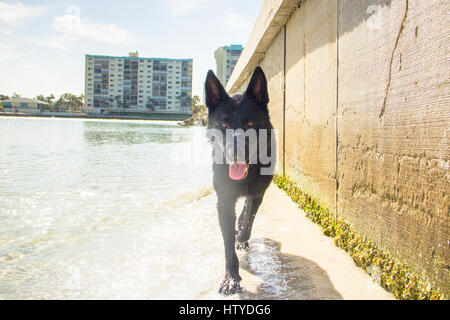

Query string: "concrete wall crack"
[[379, 0, 409, 119]]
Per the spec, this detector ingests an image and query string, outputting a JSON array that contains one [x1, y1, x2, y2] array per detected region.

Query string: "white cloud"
[[0, 2, 47, 26], [0, 43, 20, 61], [52, 11, 134, 45], [165, 0, 210, 15], [0, 43, 30, 76], [19, 36, 72, 51], [224, 9, 251, 31], [0, 28, 12, 34]]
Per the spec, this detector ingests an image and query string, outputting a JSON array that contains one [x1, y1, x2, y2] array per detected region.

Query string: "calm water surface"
[[0, 117, 295, 300]]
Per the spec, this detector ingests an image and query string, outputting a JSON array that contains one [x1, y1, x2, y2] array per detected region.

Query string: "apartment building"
[[214, 44, 243, 86], [85, 52, 193, 114]]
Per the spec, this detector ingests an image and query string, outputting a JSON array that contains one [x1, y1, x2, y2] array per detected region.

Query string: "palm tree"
[[191, 95, 202, 114], [45, 94, 55, 104], [35, 94, 46, 102], [55, 93, 81, 112], [78, 94, 85, 112], [192, 95, 200, 108]]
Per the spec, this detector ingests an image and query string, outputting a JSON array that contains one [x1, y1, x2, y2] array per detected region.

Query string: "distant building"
[[1, 98, 49, 113], [214, 44, 243, 86], [85, 52, 193, 114]]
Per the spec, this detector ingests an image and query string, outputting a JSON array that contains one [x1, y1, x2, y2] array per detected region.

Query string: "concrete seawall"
[[227, 0, 449, 295]]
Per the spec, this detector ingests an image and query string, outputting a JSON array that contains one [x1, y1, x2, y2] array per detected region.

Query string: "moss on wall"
[[273, 174, 446, 300]]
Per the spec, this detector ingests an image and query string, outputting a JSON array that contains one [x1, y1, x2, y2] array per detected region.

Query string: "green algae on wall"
[[273, 174, 446, 300]]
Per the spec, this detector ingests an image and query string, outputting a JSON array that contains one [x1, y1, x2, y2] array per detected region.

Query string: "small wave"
[[162, 186, 215, 208], [23, 230, 53, 247], [0, 251, 23, 263]]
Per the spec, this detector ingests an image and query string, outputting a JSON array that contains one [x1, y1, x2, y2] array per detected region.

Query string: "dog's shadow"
[[237, 238, 343, 300]]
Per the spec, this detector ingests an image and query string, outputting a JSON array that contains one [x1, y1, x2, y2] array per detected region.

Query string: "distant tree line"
[[0, 92, 85, 112], [1, 93, 204, 114]]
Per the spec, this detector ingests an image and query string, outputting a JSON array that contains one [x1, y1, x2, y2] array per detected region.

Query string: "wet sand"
[[207, 184, 394, 300]]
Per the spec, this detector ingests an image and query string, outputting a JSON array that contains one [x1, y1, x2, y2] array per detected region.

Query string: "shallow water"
[[0, 117, 314, 300]]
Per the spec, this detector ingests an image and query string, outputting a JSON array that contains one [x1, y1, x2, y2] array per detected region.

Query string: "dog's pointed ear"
[[205, 70, 228, 113], [245, 66, 269, 109]]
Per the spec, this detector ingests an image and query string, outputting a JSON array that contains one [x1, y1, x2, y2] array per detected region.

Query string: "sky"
[[0, 0, 263, 103]]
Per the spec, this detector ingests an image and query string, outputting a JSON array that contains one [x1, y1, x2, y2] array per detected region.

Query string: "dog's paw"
[[236, 231, 250, 244], [219, 275, 242, 296], [236, 241, 249, 251]]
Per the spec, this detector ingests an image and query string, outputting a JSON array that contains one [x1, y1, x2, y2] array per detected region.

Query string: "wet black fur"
[[205, 67, 275, 295]]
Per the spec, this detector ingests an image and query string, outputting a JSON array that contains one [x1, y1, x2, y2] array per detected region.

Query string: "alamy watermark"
[[170, 128, 278, 176]]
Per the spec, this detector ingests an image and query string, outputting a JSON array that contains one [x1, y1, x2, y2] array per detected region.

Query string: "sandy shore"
[[234, 184, 394, 300]]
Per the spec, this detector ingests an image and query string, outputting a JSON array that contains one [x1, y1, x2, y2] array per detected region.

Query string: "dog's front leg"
[[217, 195, 242, 295], [236, 196, 263, 248]]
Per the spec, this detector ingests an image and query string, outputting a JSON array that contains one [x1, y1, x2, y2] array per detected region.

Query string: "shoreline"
[[178, 110, 208, 127], [0, 112, 191, 122]]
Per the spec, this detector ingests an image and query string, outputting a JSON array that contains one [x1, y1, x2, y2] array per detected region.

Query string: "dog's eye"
[[248, 121, 254, 127], [222, 123, 228, 128]]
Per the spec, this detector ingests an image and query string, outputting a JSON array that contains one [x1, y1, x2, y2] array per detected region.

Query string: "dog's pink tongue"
[[229, 162, 247, 180]]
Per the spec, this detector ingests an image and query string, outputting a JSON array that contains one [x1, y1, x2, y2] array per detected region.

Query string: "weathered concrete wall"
[[284, 0, 337, 211], [228, 0, 449, 294], [235, 31, 286, 168], [337, 0, 450, 291]]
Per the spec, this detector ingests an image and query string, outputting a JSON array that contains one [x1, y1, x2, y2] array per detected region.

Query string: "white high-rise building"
[[85, 52, 193, 114], [214, 44, 243, 86]]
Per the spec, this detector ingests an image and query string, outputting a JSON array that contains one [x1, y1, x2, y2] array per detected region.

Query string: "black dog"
[[205, 67, 275, 295]]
